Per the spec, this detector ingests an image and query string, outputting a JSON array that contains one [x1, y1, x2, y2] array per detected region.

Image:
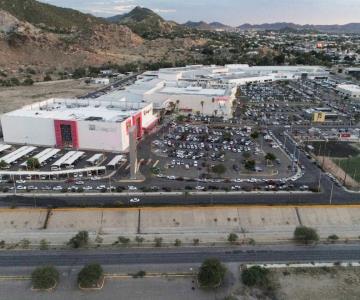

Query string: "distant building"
[[336, 84, 360, 99], [91, 78, 110, 85]]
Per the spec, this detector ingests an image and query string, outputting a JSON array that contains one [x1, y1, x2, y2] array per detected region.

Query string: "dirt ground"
[[317, 156, 358, 189], [0, 79, 101, 113], [274, 267, 360, 300]]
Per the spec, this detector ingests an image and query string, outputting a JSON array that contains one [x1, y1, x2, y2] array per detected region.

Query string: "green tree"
[[68, 231, 89, 248], [244, 160, 255, 171], [265, 153, 276, 161], [0, 160, 8, 169], [174, 239, 182, 247], [227, 233, 238, 244], [78, 263, 103, 288], [27, 157, 40, 170], [294, 226, 319, 244], [31, 266, 59, 290], [250, 131, 259, 139], [197, 258, 226, 289]]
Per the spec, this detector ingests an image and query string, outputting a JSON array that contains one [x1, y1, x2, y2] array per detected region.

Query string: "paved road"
[[0, 244, 359, 267]]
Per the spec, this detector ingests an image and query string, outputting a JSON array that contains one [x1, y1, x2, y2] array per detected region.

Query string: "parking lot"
[[237, 79, 359, 127], [148, 121, 298, 188]]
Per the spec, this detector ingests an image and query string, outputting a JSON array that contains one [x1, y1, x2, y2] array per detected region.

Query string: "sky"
[[40, 0, 360, 26]]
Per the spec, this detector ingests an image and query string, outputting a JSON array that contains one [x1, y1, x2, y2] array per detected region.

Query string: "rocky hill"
[[107, 6, 179, 38], [0, 2, 207, 77], [0, 0, 104, 33]]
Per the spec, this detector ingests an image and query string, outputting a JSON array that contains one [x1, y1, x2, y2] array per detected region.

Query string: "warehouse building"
[[1, 98, 157, 152]]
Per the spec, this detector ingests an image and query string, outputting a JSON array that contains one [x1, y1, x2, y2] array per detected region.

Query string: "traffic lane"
[[1, 245, 360, 267], [0, 190, 357, 208]]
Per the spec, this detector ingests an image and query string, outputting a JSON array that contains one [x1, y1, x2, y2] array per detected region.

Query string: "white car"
[[16, 185, 26, 190], [75, 181, 84, 185], [52, 186, 63, 191], [130, 198, 140, 203], [83, 186, 93, 191], [16, 180, 26, 184], [195, 186, 205, 191], [128, 185, 138, 191]]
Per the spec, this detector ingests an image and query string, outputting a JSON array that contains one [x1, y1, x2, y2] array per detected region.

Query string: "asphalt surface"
[[0, 124, 358, 207], [0, 244, 360, 267]]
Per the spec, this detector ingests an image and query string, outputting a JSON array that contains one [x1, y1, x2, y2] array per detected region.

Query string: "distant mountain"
[[183, 21, 232, 31], [107, 6, 178, 38], [183, 21, 212, 30], [238, 22, 360, 33], [0, 0, 104, 33]]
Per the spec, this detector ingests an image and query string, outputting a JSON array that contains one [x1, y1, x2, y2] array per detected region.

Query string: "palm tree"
[[200, 101, 205, 115], [175, 99, 180, 112], [214, 109, 218, 117]]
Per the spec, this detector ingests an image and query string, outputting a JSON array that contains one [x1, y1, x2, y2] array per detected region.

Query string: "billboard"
[[313, 112, 326, 123]]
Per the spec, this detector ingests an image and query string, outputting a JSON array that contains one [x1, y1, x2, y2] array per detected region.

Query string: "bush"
[[328, 234, 339, 242], [118, 236, 130, 245], [132, 270, 146, 278], [174, 239, 182, 247], [44, 74, 52, 81], [241, 266, 269, 287], [154, 237, 163, 247], [22, 77, 34, 86], [31, 266, 59, 290], [68, 231, 89, 248], [193, 238, 200, 246], [78, 263, 103, 288], [294, 226, 319, 244], [40, 239, 50, 250], [197, 258, 226, 288], [227, 233, 238, 244], [135, 236, 144, 245]]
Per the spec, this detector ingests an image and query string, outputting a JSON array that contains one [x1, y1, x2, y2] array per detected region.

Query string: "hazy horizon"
[[38, 0, 360, 26], [35, 0, 360, 26]]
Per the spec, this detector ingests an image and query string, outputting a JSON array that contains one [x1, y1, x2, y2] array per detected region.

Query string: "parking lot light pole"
[[318, 170, 322, 192]]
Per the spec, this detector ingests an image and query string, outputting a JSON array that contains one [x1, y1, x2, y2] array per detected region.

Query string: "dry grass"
[[0, 79, 100, 113]]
